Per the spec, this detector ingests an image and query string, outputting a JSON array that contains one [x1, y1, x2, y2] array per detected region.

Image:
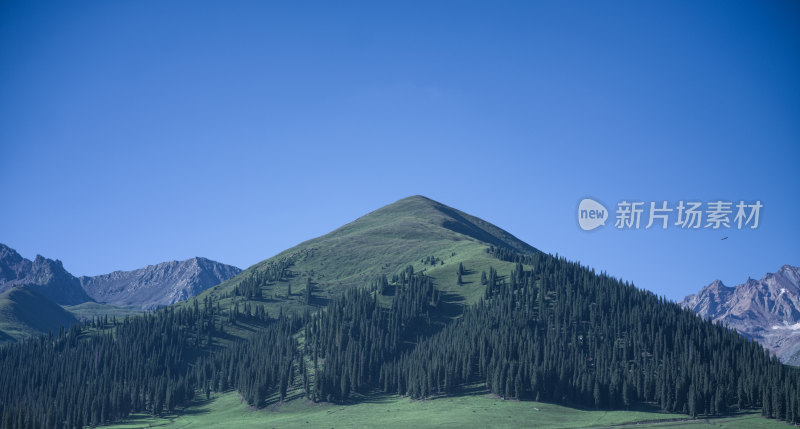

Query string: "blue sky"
[[1, 1, 798, 300]]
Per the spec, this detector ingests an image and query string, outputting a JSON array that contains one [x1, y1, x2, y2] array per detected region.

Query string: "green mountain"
[[0, 286, 78, 343], [3, 195, 800, 429], [194, 195, 535, 316]]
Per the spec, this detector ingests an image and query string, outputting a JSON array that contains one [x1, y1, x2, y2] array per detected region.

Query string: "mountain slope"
[[679, 264, 800, 362], [0, 286, 78, 343], [199, 195, 538, 315], [80, 257, 241, 310], [4, 195, 800, 427], [0, 243, 92, 305]]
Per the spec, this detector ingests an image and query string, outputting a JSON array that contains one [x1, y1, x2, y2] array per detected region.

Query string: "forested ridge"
[[0, 297, 223, 428], [1, 246, 799, 428], [385, 248, 797, 418]]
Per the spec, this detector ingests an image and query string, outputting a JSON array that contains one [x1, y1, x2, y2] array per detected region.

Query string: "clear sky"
[[1, 1, 798, 301]]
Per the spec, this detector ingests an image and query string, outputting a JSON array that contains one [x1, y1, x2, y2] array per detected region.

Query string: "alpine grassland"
[[2, 197, 797, 428]]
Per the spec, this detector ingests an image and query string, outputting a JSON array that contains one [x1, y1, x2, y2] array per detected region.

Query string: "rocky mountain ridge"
[[80, 257, 241, 309], [679, 264, 800, 363], [0, 244, 92, 305], [0, 243, 240, 310]]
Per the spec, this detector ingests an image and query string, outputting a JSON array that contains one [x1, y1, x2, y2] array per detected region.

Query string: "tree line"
[[0, 296, 225, 428], [2, 246, 800, 427]]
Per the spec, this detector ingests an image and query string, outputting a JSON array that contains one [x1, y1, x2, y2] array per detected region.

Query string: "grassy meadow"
[[101, 391, 788, 429]]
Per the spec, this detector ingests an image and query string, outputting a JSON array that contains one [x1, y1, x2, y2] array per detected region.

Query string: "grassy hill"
[[183, 195, 532, 320], [5, 195, 798, 428], [0, 286, 78, 343], [155, 196, 797, 425], [0, 289, 145, 345]]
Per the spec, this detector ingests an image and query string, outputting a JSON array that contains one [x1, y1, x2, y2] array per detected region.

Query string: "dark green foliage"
[[197, 312, 305, 408], [379, 249, 800, 422], [422, 256, 441, 266], [233, 259, 292, 299], [310, 271, 438, 402], [305, 278, 313, 305], [3, 244, 800, 427], [375, 275, 389, 295], [0, 296, 223, 428]]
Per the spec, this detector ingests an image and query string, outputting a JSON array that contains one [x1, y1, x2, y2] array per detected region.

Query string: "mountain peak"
[[0, 246, 90, 305], [367, 195, 451, 219], [343, 196, 538, 255], [1, 243, 241, 309], [707, 279, 730, 290], [680, 264, 800, 362], [0, 243, 17, 255], [80, 257, 241, 310], [680, 278, 734, 318], [397, 194, 433, 203], [217, 195, 540, 302], [777, 265, 800, 282]]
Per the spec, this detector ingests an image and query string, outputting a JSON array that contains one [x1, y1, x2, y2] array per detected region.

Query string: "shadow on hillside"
[[263, 388, 308, 409], [112, 397, 215, 427], [249, 295, 281, 304], [383, 289, 466, 355], [346, 392, 396, 405], [436, 290, 466, 320], [0, 330, 15, 344], [379, 284, 397, 297], [309, 295, 330, 307], [441, 383, 490, 398], [310, 390, 398, 407], [179, 397, 214, 416]]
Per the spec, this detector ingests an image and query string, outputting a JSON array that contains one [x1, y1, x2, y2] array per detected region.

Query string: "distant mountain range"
[[80, 257, 241, 310], [679, 264, 800, 363], [0, 242, 241, 342], [0, 244, 91, 305]]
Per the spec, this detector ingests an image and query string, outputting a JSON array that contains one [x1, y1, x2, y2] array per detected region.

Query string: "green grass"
[[0, 287, 77, 343], [251, 195, 536, 292], [64, 301, 146, 321], [101, 391, 788, 429]]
